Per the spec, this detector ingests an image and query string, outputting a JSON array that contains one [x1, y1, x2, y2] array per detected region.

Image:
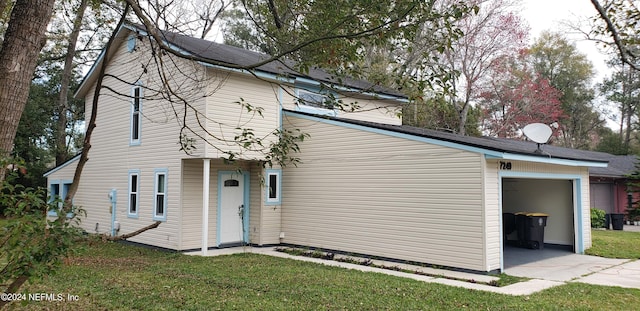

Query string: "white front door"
[[219, 173, 245, 245]]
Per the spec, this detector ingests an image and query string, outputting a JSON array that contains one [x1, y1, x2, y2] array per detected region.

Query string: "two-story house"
[[46, 23, 609, 273]]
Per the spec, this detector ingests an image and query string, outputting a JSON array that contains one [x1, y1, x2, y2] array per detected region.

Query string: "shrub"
[[1, 157, 85, 303], [591, 208, 606, 228]]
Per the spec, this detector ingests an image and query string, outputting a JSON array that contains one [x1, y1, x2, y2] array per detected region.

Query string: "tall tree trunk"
[[55, 0, 89, 166], [0, 0, 56, 181], [63, 3, 130, 211]]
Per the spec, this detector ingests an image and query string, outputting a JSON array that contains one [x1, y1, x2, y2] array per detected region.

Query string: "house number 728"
[[499, 161, 512, 170]]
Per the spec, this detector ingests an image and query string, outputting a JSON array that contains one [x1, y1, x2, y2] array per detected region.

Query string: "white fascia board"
[[198, 62, 295, 84], [294, 76, 408, 103], [493, 153, 609, 168]]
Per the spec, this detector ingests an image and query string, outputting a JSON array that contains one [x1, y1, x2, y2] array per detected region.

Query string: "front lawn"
[[587, 229, 640, 259], [4, 240, 638, 310]]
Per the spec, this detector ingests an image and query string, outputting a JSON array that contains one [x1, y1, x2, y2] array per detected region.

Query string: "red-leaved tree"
[[479, 51, 565, 138], [440, 0, 529, 135]]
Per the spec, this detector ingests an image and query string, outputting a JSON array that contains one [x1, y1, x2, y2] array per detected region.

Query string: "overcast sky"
[[519, 0, 610, 82]]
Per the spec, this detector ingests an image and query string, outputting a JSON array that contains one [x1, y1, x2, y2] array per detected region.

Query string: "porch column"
[[202, 159, 210, 255]]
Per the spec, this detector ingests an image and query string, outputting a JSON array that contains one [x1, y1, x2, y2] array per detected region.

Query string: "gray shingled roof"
[[129, 24, 405, 98], [589, 155, 638, 178], [286, 110, 611, 164]]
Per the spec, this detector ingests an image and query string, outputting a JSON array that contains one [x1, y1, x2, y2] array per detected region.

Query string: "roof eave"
[[486, 153, 609, 167], [43, 153, 82, 177], [76, 23, 407, 103]]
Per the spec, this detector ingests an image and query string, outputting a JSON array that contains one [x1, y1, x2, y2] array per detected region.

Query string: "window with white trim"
[[153, 169, 168, 221], [130, 85, 142, 145], [265, 169, 281, 205], [298, 89, 332, 109], [128, 170, 140, 218], [295, 89, 338, 117]]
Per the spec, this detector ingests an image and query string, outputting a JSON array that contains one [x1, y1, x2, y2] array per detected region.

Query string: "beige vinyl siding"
[[45, 156, 79, 181], [280, 85, 402, 125], [243, 164, 283, 246], [203, 71, 281, 160], [258, 166, 282, 245], [249, 162, 262, 244], [282, 115, 486, 271], [483, 159, 501, 271], [73, 34, 209, 250], [180, 159, 206, 250]]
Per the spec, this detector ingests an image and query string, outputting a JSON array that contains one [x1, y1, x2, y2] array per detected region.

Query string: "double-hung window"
[[128, 170, 140, 218], [153, 169, 168, 221], [130, 85, 142, 145]]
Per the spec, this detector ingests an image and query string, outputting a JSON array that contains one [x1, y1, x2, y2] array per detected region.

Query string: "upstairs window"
[[298, 90, 333, 109], [130, 85, 142, 145], [296, 89, 337, 117]]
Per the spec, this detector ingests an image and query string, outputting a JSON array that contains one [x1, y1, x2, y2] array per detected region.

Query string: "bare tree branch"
[[590, 0, 640, 70], [267, 0, 283, 29], [104, 221, 161, 241]]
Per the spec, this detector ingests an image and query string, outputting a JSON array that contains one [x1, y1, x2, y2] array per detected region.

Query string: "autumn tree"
[[327, 0, 528, 135], [479, 51, 564, 138], [529, 31, 604, 149], [436, 0, 528, 135]]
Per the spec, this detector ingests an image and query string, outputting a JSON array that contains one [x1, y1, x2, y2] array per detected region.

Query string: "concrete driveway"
[[504, 245, 639, 289], [576, 258, 640, 289]]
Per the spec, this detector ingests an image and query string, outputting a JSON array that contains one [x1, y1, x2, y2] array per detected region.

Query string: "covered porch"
[[179, 158, 282, 254]]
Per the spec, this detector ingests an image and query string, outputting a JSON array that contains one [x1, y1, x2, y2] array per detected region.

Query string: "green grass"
[[586, 229, 640, 259], [3, 240, 638, 310], [276, 246, 527, 287]]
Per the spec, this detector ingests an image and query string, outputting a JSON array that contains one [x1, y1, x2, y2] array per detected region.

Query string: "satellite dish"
[[522, 123, 552, 144], [523, 123, 553, 154]]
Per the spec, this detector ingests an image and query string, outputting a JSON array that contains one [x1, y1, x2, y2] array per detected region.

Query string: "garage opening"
[[502, 178, 575, 269]]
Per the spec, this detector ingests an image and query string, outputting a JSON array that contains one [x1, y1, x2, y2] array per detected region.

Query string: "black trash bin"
[[503, 213, 516, 245], [605, 213, 611, 230], [524, 213, 548, 249], [514, 212, 528, 247], [611, 213, 625, 231]]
